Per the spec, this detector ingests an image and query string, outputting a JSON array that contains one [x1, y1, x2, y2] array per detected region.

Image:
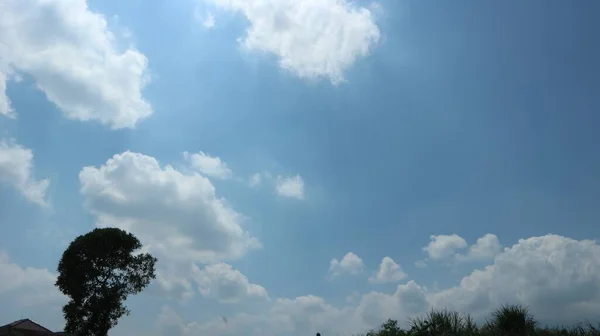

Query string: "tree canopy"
[[55, 227, 157, 336]]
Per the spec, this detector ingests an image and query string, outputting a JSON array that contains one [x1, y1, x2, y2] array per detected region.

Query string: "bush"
[[362, 305, 599, 336], [409, 309, 478, 336]]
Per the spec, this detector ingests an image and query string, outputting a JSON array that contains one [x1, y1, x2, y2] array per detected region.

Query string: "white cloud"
[[192, 262, 268, 303], [0, 71, 15, 117], [423, 234, 503, 264], [459, 233, 503, 262], [203, 0, 381, 84], [423, 234, 468, 261], [79, 151, 260, 264], [430, 234, 600, 325], [0, 0, 151, 128], [0, 140, 49, 206], [248, 173, 262, 188], [193, 5, 216, 29], [154, 234, 600, 336], [183, 151, 233, 180], [157, 281, 428, 336], [275, 175, 305, 200], [79, 151, 261, 298], [356, 280, 429, 327], [203, 13, 216, 29], [0, 251, 65, 307], [153, 264, 196, 301], [329, 252, 364, 277], [414, 259, 428, 268], [369, 257, 407, 284]]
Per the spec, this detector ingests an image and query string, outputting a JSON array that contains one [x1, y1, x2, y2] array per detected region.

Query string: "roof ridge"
[[10, 318, 54, 332]]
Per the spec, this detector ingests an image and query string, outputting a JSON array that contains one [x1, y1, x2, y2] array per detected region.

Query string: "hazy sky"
[[1, 0, 599, 335]]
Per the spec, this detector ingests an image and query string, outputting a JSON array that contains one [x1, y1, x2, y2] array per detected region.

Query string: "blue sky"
[[1, 0, 600, 335]]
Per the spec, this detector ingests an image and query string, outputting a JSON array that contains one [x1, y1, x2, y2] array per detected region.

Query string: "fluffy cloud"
[[329, 252, 364, 277], [151, 234, 600, 336], [0, 140, 49, 206], [192, 263, 268, 303], [0, 251, 64, 307], [423, 234, 468, 261], [430, 234, 600, 324], [275, 175, 305, 200], [369, 257, 407, 284], [423, 234, 503, 264], [157, 281, 428, 336], [0, 0, 151, 128], [356, 280, 429, 327], [79, 151, 260, 264], [158, 295, 369, 336], [458, 233, 503, 262], [203, 0, 380, 84], [183, 151, 233, 180]]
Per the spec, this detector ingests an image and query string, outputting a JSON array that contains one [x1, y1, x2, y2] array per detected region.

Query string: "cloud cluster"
[[202, 0, 381, 84], [0, 0, 151, 128], [0, 140, 49, 206], [157, 234, 600, 336], [423, 233, 503, 264]]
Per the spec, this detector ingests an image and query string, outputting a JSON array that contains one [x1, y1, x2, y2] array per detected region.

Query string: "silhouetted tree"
[[55, 228, 157, 336]]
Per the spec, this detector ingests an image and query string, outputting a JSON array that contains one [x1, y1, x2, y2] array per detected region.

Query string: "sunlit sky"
[[1, 0, 600, 335]]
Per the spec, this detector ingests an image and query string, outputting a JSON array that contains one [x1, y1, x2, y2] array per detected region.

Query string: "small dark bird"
[[317, 333, 321, 336]]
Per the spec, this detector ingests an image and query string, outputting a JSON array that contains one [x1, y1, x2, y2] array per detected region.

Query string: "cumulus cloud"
[[0, 0, 151, 128], [0, 251, 64, 307], [0, 140, 49, 206], [183, 151, 233, 180], [157, 281, 428, 336], [203, 0, 381, 84], [329, 252, 364, 277], [158, 294, 369, 336], [430, 234, 600, 324], [458, 233, 503, 262], [155, 234, 600, 335], [423, 234, 468, 261], [192, 262, 268, 303], [369, 257, 407, 284], [153, 264, 196, 301], [356, 280, 429, 327], [79, 151, 260, 263], [275, 175, 305, 200], [423, 234, 503, 264]]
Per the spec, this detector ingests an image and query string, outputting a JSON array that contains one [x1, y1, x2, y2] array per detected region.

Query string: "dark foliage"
[[482, 304, 537, 336], [363, 305, 600, 336], [55, 228, 157, 336]]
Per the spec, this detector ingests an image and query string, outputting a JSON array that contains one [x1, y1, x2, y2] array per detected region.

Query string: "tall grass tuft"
[[409, 309, 478, 336], [482, 304, 537, 336]]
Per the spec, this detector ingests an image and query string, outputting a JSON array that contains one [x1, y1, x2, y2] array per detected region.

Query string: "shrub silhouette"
[[361, 304, 600, 336], [482, 304, 537, 336], [409, 309, 478, 336]]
